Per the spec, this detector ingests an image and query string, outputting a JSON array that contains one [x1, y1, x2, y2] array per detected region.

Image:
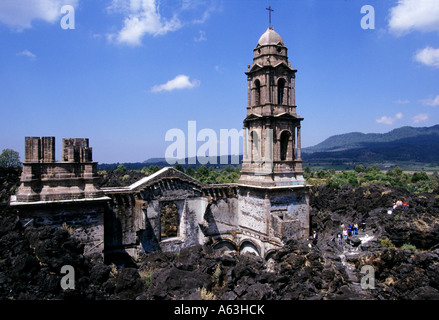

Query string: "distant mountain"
[[143, 155, 242, 167], [302, 125, 439, 163], [99, 126, 439, 170]]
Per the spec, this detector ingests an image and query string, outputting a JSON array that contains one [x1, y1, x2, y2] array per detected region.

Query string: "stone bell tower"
[[235, 25, 310, 247], [238, 27, 305, 187]]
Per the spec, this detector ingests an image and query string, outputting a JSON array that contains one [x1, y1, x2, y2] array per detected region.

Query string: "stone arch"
[[279, 130, 292, 161], [239, 239, 261, 256], [264, 249, 277, 261], [277, 78, 286, 105], [254, 79, 261, 106], [212, 239, 238, 253], [249, 130, 260, 162]]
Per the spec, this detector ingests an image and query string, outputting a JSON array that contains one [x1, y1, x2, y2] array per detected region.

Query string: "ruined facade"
[[11, 137, 109, 255], [11, 27, 309, 262]]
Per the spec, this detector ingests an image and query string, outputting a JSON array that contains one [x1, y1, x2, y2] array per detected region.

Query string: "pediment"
[[247, 63, 263, 73], [274, 112, 303, 120], [243, 113, 263, 122], [103, 167, 203, 194], [273, 61, 296, 72]]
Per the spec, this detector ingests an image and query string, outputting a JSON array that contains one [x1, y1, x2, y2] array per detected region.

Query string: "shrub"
[[120, 174, 130, 182], [197, 287, 216, 300], [379, 237, 395, 249], [115, 164, 126, 173], [401, 243, 416, 252], [326, 176, 342, 189], [213, 264, 222, 286], [62, 222, 74, 235], [139, 268, 155, 287], [411, 171, 430, 183]]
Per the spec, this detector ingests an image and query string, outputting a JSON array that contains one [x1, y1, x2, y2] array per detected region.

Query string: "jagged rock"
[[2, 169, 439, 300]]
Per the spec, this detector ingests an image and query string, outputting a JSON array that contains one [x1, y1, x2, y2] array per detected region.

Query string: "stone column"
[[292, 76, 296, 106], [247, 77, 251, 108], [297, 125, 302, 160], [243, 126, 248, 161], [292, 127, 296, 161]]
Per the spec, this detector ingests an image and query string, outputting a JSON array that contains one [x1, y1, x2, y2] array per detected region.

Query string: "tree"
[[115, 164, 126, 173], [0, 149, 21, 168], [148, 165, 161, 174], [174, 164, 184, 173], [196, 165, 209, 177], [185, 167, 195, 177], [411, 171, 430, 183]]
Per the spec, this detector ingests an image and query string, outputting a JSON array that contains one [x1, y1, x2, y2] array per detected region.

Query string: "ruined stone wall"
[[15, 137, 102, 202], [16, 200, 106, 256], [12, 137, 109, 257]]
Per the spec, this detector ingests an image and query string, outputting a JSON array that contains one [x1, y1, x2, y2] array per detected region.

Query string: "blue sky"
[[1, 0, 439, 163]]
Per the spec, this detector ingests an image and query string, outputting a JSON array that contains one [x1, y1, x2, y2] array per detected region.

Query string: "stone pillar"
[[292, 76, 296, 106], [297, 125, 302, 160], [247, 76, 251, 108], [292, 127, 296, 161], [24, 137, 55, 163], [243, 126, 248, 161], [41, 137, 55, 163]]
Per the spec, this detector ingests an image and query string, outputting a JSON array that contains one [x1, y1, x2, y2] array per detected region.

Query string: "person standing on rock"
[[361, 218, 366, 232], [312, 230, 318, 245], [343, 228, 348, 242], [337, 232, 342, 246], [353, 223, 358, 236]]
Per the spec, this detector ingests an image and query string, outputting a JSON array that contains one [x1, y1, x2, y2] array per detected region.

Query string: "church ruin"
[[11, 26, 310, 261]]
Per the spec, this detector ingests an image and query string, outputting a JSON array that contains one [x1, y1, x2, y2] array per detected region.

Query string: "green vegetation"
[[115, 164, 127, 173], [379, 237, 396, 249], [176, 165, 241, 184], [0, 149, 21, 168], [139, 268, 155, 287], [379, 240, 417, 252], [304, 165, 439, 193], [401, 243, 417, 252], [141, 165, 161, 175]]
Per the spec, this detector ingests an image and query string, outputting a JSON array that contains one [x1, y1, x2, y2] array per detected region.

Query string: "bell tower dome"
[[238, 27, 305, 187]]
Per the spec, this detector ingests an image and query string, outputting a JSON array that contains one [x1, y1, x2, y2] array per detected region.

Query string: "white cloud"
[[376, 113, 403, 125], [17, 49, 36, 60], [413, 113, 429, 123], [151, 74, 200, 92], [388, 0, 439, 35], [393, 99, 410, 104], [107, 0, 181, 46], [194, 30, 206, 42], [421, 95, 439, 106], [107, 0, 220, 46], [414, 47, 439, 68], [0, 0, 77, 31]]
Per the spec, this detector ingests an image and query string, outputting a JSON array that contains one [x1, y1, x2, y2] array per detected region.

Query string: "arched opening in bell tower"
[[278, 78, 285, 105], [250, 130, 260, 162], [280, 130, 291, 161], [254, 80, 261, 106]]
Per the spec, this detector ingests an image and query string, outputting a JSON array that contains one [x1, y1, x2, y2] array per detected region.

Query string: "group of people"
[[330, 219, 366, 246], [311, 218, 367, 246], [392, 199, 408, 210]]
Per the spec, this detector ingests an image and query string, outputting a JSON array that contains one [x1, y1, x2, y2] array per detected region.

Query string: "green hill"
[[302, 125, 439, 164]]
